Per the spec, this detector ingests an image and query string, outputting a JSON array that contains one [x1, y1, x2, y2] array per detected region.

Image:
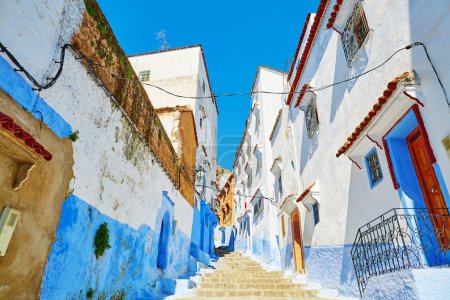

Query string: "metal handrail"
[[351, 208, 450, 296]]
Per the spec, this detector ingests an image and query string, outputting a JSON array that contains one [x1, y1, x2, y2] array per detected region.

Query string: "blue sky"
[[98, 0, 320, 169]]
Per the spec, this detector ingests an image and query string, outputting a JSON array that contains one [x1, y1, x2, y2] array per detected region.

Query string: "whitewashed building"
[[0, 1, 217, 298], [128, 46, 218, 208], [233, 66, 286, 267], [252, 0, 450, 299]]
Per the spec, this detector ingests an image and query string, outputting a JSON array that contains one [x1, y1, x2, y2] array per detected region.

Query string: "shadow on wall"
[[41, 193, 191, 300], [329, 31, 371, 124], [190, 200, 218, 265]]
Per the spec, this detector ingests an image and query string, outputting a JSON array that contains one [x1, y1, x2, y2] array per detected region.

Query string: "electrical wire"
[[2, 41, 447, 108], [198, 184, 277, 206], [111, 42, 441, 102]]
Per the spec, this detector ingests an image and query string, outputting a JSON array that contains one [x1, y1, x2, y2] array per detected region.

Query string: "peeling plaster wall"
[[129, 48, 218, 206], [0, 0, 199, 298], [0, 91, 74, 299]]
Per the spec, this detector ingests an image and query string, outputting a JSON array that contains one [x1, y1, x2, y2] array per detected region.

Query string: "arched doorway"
[[157, 212, 171, 269], [291, 208, 305, 273]]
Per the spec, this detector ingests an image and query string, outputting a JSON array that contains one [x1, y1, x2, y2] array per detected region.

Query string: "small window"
[[365, 148, 383, 188], [256, 158, 262, 175], [200, 118, 203, 129], [139, 70, 150, 82], [202, 79, 206, 94], [278, 175, 283, 197], [312, 203, 320, 225], [341, 1, 369, 66], [305, 99, 319, 138]]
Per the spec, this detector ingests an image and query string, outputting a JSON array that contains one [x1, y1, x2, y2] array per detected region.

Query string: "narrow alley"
[[0, 0, 450, 299]]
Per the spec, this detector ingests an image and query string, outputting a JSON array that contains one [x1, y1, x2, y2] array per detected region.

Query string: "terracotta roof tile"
[[336, 72, 412, 157], [269, 109, 283, 141], [296, 182, 316, 203], [287, 0, 331, 105], [0, 111, 52, 160], [326, 0, 344, 29]]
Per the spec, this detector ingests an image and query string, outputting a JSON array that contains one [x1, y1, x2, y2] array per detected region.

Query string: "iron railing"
[[351, 208, 450, 296]]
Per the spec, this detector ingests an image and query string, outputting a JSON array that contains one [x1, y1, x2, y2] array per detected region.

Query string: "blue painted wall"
[[189, 200, 218, 265], [0, 56, 71, 138], [386, 110, 450, 266], [41, 193, 192, 299]]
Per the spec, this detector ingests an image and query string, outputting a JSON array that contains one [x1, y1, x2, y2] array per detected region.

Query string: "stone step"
[[212, 266, 265, 272], [204, 270, 285, 278], [200, 277, 293, 284], [177, 297, 316, 300], [195, 288, 317, 298], [199, 282, 306, 290]]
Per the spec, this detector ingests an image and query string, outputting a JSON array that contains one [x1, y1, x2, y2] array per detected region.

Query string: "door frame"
[[291, 208, 305, 273]]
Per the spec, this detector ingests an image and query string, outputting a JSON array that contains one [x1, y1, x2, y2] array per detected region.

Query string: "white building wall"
[[233, 67, 286, 266], [272, 0, 450, 297], [0, 1, 202, 297], [129, 48, 218, 205]]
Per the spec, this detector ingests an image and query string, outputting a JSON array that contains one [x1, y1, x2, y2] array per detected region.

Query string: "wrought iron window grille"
[[341, 1, 370, 67], [351, 208, 450, 296], [305, 99, 319, 138], [312, 202, 320, 225], [365, 147, 383, 188]]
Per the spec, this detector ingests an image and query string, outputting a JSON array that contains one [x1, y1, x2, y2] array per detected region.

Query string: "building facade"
[[233, 66, 286, 267], [0, 0, 217, 298], [234, 0, 450, 299]]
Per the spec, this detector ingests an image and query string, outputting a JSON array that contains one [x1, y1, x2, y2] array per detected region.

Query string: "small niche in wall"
[[0, 126, 39, 190]]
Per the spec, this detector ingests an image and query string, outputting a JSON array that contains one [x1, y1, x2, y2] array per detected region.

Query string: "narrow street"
[[1, 0, 449, 299], [176, 251, 319, 299]]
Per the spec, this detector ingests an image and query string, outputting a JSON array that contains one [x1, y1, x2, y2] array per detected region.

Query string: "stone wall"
[[71, 0, 194, 205]]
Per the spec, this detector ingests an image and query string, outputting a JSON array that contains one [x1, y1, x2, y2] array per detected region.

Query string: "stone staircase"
[[175, 251, 319, 299]]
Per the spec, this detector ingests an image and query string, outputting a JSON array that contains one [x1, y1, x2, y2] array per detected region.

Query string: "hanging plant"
[[94, 222, 111, 258]]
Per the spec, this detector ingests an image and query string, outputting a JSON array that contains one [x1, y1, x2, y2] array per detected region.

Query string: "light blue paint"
[[157, 212, 171, 269], [364, 147, 383, 189], [0, 56, 71, 138], [303, 244, 358, 296], [189, 200, 218, 265], [363, 268, 450, 300], [41, 193, 192, 299], [385, 110, 450, 266], [279, 242, 295, 271]]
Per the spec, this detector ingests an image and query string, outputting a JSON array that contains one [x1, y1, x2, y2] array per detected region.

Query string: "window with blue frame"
[[365, 147, 383, 188], [312, 202, 320, 225]]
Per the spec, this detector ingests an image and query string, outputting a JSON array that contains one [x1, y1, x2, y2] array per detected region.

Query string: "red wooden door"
[[407, 128, 450, 248], [291, 209, 305, 273]]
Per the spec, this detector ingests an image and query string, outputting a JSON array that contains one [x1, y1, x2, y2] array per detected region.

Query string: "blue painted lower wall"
[[0, 56, 71, 138], [41, 194, 192, 299]]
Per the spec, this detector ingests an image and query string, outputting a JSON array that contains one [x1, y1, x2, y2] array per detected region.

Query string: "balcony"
[[351, 208, 450, 296]]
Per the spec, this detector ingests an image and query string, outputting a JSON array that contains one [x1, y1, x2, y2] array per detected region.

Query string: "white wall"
[[129, 47, 218, 205], [288, 0, 450, 247], [0, 0, 194, 236]]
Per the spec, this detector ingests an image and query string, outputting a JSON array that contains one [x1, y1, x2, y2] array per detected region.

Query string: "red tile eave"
[[335, 72, 411, 158], [202, 145, 208, 157], [250, 188, 261, 204], [325, 0, 344, 29], [294, 84, 309, 107], [296, 182, 316, 203], [0, 111, 52, 161], [269, 109, 283, 141], [287, 14, 312, 81], [286, 0, 331, 105]]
